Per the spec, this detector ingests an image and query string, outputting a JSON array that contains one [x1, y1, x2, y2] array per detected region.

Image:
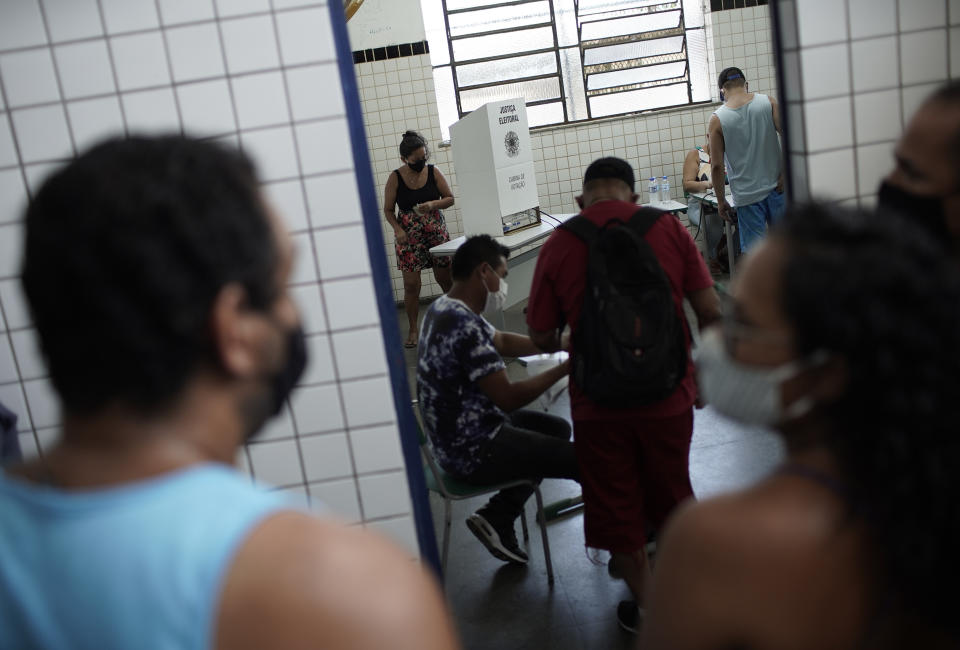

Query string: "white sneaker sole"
[[466, 514, 528, 564]]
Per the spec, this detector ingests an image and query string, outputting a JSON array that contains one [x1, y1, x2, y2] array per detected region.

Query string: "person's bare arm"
[[475, 360, 570, 412], [687, 286, 722, 409], [682, 149, 712, 194], [492, 330, 543, 358], [687, 286, 721, 332], [640, 500, 745, 650], [769, 96, 785, 193], [383, 172, 407, 244], [216, 511, 460, 650], [708, 115, 732, 222], [770, 95, 783, 135], [423, 167, 455, 212], [528, 326, 562, 353]]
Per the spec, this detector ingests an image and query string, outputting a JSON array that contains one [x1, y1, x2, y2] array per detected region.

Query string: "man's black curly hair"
[[773, 203, 960, 644], [22, 135, 278, 415]]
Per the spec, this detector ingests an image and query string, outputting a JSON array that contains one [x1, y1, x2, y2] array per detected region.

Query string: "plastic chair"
[[414, 414, 555, 585]]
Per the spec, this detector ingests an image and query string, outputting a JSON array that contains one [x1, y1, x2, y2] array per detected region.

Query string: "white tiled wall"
[[778, 0, 960, 205], [359, 5, 777, 302], [0, 0, 419, 555]]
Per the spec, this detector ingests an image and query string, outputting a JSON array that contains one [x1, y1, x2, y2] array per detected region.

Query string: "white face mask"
[[695, 328, 825, 427], [483, 269, 508, 313]]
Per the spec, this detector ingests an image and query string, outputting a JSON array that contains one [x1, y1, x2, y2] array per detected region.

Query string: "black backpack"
[[561, 208, 688, 408]]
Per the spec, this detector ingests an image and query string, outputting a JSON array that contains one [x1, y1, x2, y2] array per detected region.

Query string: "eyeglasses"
[[719, 293, 792, 352]]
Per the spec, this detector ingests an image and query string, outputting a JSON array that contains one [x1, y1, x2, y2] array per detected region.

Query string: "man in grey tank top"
[[708, 67, 785, 253]]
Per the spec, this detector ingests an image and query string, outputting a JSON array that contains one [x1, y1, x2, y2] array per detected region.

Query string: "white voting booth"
[[450, 98, 541, 236]]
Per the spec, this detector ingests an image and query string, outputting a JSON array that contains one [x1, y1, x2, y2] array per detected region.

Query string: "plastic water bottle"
[[649, 177, 658, 203], [660, 176, 670, 202]]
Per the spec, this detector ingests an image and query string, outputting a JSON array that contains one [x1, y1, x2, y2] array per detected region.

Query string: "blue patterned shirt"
[[417, 296, 506, 476]]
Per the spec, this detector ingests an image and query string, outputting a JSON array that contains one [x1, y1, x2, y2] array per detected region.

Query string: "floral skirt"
[[395, 209, 452, 272]]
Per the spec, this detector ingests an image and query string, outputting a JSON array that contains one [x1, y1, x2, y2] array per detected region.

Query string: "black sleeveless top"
[[395, 164, 441, 212]]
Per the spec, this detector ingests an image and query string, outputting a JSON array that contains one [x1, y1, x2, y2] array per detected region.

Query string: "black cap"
[[718, 66, 746, 89], [583, 157, 635, 192]]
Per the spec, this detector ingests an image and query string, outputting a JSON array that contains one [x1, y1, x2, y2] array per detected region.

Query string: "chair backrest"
[[412, 404, 453, 499]]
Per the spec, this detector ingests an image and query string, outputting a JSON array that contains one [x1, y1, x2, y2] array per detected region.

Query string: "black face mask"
[[877, 180, 950, 243], [268, 325, 308, 416], [408, 159, 426, 173]]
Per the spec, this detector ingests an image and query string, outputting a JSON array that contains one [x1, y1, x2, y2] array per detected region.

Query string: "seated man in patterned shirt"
[[417, 235, 579, 564]]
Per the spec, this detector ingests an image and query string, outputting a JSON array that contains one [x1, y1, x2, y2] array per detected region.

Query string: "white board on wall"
[[346, 0, 426, 50]]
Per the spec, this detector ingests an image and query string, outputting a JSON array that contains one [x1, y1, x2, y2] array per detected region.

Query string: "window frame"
[[423, 0, 712, 137]]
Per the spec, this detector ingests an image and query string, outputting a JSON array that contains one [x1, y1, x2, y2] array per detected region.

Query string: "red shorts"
[[574, 409, 694, 553]]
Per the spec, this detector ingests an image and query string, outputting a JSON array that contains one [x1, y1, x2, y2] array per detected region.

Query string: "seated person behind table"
[[417, 235, 579, 564], [642, 203, 960, 649], [683, 135, 736, 275]]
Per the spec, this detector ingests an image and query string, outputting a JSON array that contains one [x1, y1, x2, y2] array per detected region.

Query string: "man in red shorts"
[[526, 157, 721, 632]]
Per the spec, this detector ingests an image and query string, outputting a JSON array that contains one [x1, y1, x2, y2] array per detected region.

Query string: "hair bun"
[[403, 130, 419, 138]]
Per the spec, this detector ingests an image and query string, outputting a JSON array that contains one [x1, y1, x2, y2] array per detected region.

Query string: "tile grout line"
[[0, 4, 329, 57], [152, 0, 187, 138], [34, 1, 79, 160], [265, 0, 366, 517], [93, 0, 131, 141], [0, 35, 43, 454]]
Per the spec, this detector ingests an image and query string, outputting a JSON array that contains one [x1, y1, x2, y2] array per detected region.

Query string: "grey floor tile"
[[689, 431, 785, 499], [575, 620, 637, 650]]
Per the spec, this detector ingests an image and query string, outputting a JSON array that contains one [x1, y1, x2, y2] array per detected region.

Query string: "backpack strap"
[[559, 214, 599, 243], [626, 207, 665, 238]]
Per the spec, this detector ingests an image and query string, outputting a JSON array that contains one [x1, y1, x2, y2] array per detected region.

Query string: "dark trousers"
[[461, 409, 579, 524]]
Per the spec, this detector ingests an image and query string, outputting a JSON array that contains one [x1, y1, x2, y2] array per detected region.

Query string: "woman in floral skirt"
[[383, 130, 454, 348]]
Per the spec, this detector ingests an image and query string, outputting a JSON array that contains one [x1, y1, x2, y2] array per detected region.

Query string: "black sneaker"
[[466, 512, 529, 564], [616, 600, 645, 634]]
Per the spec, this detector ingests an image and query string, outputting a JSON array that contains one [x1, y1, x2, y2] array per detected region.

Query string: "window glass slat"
[[446, 0, 532, 10], [459, 77, 561, 112], [588, 81, 688, 117], [452, 25, 555, 60], [448, 1, 552, 37], [687, 28, 710, 102], [580, 9, 682, 42], [457, 52, 558, 87], [554, 0, 578, 46], [587, 61, 687, 91], [526, 101, 566, 127], [577, 0, 667, 16], [583, 35, 684, 65]]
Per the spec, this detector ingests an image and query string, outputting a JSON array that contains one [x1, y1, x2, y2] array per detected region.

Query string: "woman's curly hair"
[[775, 203, 960, 643]]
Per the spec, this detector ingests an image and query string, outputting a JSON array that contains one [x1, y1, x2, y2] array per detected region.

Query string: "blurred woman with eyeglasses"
[[642, 203, 960, 649]]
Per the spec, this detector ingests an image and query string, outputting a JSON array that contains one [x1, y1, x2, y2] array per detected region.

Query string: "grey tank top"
[[714, 93, 781, 206]]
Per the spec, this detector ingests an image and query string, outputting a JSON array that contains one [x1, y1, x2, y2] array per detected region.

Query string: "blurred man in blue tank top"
[[0, 136, 459, 650], [708, 67, 785, 253]]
